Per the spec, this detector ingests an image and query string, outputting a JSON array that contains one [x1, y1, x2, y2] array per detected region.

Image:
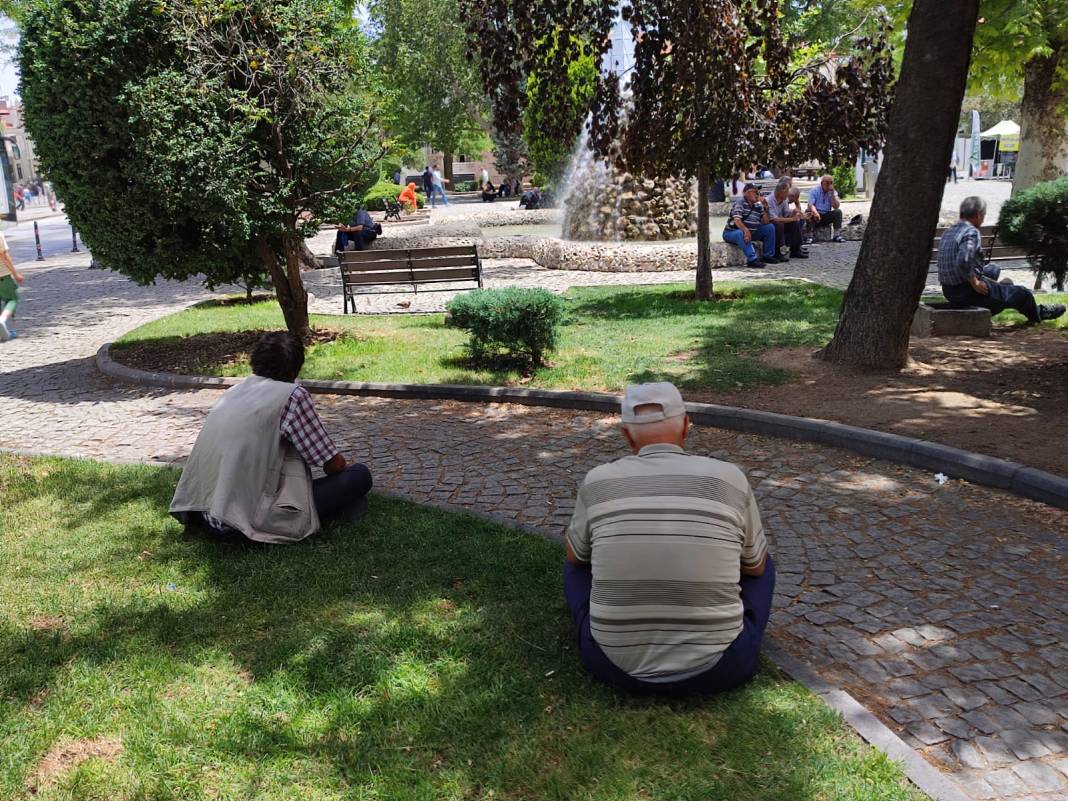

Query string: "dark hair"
[[250, 331, 305, 383]]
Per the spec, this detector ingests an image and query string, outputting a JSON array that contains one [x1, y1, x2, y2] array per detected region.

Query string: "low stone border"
[[97, 344, 1068, 511], [0, 443, 973, 801]]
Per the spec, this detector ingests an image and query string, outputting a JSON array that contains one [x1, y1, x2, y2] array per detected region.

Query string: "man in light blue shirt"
[[806, 174, 844, 242]]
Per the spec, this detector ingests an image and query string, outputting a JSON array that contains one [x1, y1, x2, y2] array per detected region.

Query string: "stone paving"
[[2, 254, 1068, 801]]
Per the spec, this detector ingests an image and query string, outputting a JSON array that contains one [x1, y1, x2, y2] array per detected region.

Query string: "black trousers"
[[774, 220, 804, 256], [812, 208, 843, 231]]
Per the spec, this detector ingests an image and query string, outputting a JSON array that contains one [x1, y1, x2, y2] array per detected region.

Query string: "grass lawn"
[[0, 455, 927, 801], [114, 281, 844, 392]]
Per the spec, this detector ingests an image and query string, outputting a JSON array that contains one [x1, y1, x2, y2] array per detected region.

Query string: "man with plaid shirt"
[[171, 332, 372, 544], [939, 196, 1063, 324]]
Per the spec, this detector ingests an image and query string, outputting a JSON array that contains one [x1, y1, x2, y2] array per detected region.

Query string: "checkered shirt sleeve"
[[280, 387, 339, 468]]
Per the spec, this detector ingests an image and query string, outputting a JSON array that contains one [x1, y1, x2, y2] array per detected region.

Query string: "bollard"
[[71, 227, 80, 253], [34, 221, 45, 261]]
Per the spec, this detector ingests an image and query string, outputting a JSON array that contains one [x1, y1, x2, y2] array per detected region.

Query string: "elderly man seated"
[[722, 182, 777, 267], [563, 382, 774, 696], [765, 178, 808, 261], [806, 174, 844, 243], [335, 207, 382, 253], [939, 196, 1064, 324], [171, 332, 373, 544]]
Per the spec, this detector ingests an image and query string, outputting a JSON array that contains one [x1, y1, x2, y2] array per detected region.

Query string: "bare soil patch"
[[28, 736, 123, 793], [113, 329, 347, 376], [697, 323, 1068, 476]]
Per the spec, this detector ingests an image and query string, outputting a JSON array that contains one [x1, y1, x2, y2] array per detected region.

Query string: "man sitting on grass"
[[563, 382, 774, 695], [722, 183, 777, 268], [171, 332, 373, 544], [939, 196, 1064, 324]]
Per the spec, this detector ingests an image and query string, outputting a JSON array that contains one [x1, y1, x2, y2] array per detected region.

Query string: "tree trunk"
[[1012, 41, 1068, 196], [255, 233, 312, 341], [443, 152, 454, 184], [696, 164, 713, 300], [818, 0, 979, 369]]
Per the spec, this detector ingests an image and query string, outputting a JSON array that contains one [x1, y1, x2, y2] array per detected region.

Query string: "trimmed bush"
[[831, 163, 857, 198], [362, 179, 424, 210], [998, 177, 1068, 290], [445, 288, 565, 366]]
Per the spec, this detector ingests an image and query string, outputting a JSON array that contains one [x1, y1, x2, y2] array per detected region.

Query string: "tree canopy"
[[20, 0, 385, 337], [367, 0, 489, 174]]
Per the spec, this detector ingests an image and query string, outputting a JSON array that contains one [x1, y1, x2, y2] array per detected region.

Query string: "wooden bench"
[[340, 245, 483, 313], [928, 224, 1029, 276]]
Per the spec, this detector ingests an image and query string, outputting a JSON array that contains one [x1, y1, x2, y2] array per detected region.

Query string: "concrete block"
[[911, 302, 991, 338]]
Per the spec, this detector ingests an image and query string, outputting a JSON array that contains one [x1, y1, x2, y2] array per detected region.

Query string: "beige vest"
[[170, 375, 320, 543]]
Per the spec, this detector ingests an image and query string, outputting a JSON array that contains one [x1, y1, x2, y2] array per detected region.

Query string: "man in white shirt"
[[429, 164, 450, 207]]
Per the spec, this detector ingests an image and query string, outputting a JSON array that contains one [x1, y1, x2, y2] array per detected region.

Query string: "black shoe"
[[790, 251, 809, 259], [746, 260, 765, 269], [778, 254, 790, 263], [1039, 303, 1066, 321], [763, 256, 779, 265]]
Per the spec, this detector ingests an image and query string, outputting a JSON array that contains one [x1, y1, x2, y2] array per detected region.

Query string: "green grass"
[[0, 454, 926, 801], [115, 281, 844, 392]]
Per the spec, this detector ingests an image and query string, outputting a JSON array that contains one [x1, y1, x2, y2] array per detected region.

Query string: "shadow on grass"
[[0, 456, 916, 801]]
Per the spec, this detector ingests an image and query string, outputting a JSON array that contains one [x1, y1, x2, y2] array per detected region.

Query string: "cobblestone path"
[[2, 255, 1067, 800]]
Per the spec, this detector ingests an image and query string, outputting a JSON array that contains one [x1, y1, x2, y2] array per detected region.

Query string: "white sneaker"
[[0, 319, 10, 342]]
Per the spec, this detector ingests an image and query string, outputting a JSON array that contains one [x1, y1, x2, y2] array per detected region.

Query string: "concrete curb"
[[764, 643, 972, 801], [0, 443, 970, 800], [97, 343, 1068, 511]]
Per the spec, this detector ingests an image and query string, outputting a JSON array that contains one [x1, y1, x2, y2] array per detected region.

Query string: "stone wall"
[[562, 167, 696, 241]]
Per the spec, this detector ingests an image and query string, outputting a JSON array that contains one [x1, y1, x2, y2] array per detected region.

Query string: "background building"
[[0, 96, 40, 184]]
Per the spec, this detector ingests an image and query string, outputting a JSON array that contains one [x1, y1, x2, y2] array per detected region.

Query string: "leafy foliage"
[[445, 287, 565, 367], [20, 0, 386, 338], [998, 177, 1068, 290], [363, 179, 424, 210], [831, 163, 858, 197], [523, 31, 598, 182], [368, 0, 489, 168]]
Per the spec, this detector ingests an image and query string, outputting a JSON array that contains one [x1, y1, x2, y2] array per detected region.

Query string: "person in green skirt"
[[0, 229, 25, 341]]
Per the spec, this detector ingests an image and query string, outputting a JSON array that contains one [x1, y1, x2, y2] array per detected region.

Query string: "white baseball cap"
[[621, 382, 686, 423]]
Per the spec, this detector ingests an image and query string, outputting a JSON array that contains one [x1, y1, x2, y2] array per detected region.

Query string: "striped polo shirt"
[[566, 443, 768, 681]]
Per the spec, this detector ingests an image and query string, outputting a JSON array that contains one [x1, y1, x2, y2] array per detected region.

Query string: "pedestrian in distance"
[[428, 164, 450, 207], [0, 228, 25, 341]]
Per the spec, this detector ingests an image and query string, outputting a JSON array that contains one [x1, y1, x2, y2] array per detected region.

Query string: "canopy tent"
[[980, 119, 1019, 152]]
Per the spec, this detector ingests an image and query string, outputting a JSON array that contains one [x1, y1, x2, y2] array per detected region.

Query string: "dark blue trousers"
[[313, 463, 373, 521], [942, 280, 1040, 323], [563, 556, 775, 696]]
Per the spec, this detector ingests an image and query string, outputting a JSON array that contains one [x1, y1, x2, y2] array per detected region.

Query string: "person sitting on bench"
[[481, 181, 496, 202], [939, 196, 1064, 324], [335, 208, 382, 253], [171, 332, 373, 545], [722, 183, 777, 268]]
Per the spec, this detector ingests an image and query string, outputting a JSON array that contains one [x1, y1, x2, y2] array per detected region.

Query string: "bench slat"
[[343, 271, 417, 285], [342, 261, 409, 274], [339, 250, 409, 264], [407, 246, 479, 258], [405, 268, 480, 282], [405, 255, 480, 270]]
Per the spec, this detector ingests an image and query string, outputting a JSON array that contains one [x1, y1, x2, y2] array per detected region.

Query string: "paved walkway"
[[2, 255, 1068, 801]]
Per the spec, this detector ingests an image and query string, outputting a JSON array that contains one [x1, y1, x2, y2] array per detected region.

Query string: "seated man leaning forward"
[[939, 196, 1065, 324], [563, 382, 775, 695], [765, 178, 808, 261], [722, 182, 778, 268], [335, 207, 382, 254], [170, 332, 373, 544], [806, 174, 844, 242]]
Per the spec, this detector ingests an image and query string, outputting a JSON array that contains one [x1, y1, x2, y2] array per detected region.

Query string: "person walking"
[[948, 153, 959, 184], [0, 229, 25, 341], [428, 164, 450, 207], [421, 166, 433, 199]]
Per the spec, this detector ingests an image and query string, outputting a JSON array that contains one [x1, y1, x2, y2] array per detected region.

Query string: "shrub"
[[445, 288, 565, 367], [998, 177, 1068, 290], [362, 179, 424, 210], [831, 163, 857, 198], [453, 179, 478, 192]]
